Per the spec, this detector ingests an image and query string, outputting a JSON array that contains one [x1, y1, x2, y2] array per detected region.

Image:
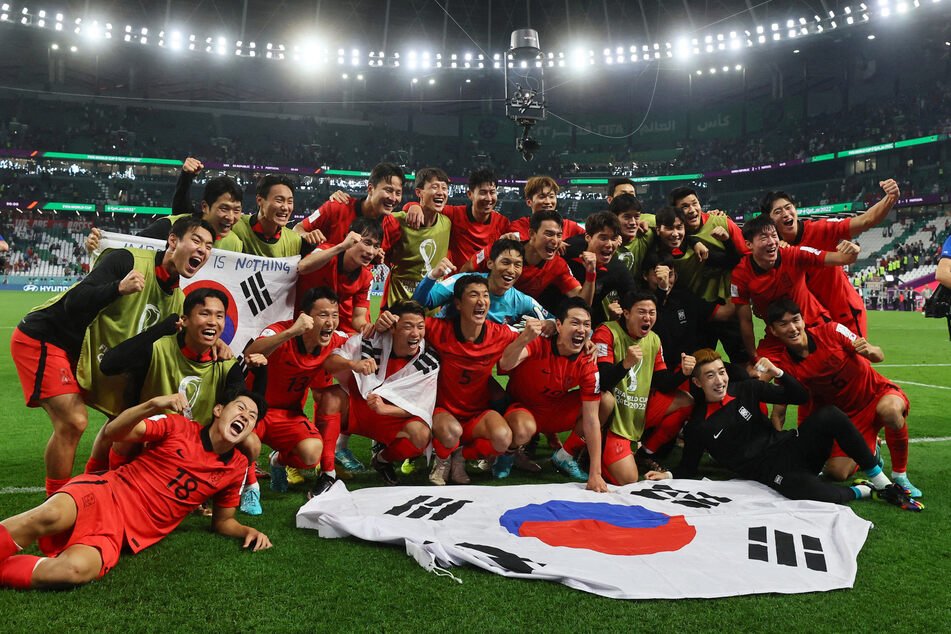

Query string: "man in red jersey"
[[322, 300, 439, 486], [241, 288, 348, 510], [293, 162, 403, 252], [405, 169, 511, 268], [296, 217, 381, 334], [507, 176, 585, 241], [766, 298, 920, 497], [462, 209, 594, 312], [498, 297, 609, 491], [730, 214, 860, 371], [761, 179, 900, 336], [0, 388, 271, 590], [418, 274, 523, 485]]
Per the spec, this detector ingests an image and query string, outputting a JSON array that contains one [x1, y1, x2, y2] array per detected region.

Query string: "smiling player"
[[231, 175, 314, 257]]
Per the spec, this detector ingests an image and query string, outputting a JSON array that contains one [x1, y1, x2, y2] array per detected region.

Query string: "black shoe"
[[307, 473, 337, 499], [525, 433, 540, 458], [634, 448, 665, 475], [371, 453, 400, 486]]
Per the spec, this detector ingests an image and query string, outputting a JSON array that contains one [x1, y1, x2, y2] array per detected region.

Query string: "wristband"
[[664, 471, 673, 479], [585, 270, 597, 283]]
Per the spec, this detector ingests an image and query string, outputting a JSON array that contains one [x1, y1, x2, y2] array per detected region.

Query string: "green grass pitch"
[[0, 291, 948, 630]]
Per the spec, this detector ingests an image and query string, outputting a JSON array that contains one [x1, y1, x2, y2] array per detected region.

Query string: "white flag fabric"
[[297, 480, 872, 600], [96, 231, 298, 355]]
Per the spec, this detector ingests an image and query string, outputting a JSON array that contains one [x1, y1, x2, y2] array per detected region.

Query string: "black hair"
[[668, 186, 699, 207], [607, 178, 636, 198], [760, 191, 796, 216], [766, 298, 802, 325], [300, 286, 339, 313], [489, 237, 525, 261], [583, 211, 622, 236], [609, 193, 643, 216], [170, 215, 217, 243], [183, 287, 229, 316], [467, 169, 498, 191], [556, 296, 592, 322], [203, 176, 243, 209], [348, 217, 384, 243], [217, 385, 268, 423], [655, 205, 686, 228], [388, 299, 427, 319], [641, 251, 675, 275], [370, 162, 405, 187], [619, 289, 658, 312], [529, 209, 564, 232], [256, 174, 295, 199], [452, 273, 489, 300], [415, 167, 449, 187], [741, 214, 778, 242]]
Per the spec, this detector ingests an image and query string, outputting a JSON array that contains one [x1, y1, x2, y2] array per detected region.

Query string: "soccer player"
[[322, 300, 439, 486], [938, 233, 951, 290], [646, 349, 922, 511], [293, 162, 403, 252], [11, 216, 215, 496], [423, 274, 523, 485], [761, 179, 900, 336], [730, 213, 860, 369], [557, 211, 637, 325], [297, 218, 382, 334], [592, 290, 695, 484], [507, 176, 585, 240], [0, 388, 272, 590], [606, 177, 637, 204], [231, 174, 314, 257], [462, 210, 594, 313], [382, 167, 452, 306], [414, 240, 552, 327], [498, 297, 609, 492], [669, 186, 748, 266], [406, 169, 510, 268], [242, 287, 348, 507], [611, 193, 655, 278], [766, 298, 920, 496]]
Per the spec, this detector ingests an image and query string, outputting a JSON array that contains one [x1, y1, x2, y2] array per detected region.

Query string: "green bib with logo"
[[605, 320, 661, 441], [386, 211, 451, 306]]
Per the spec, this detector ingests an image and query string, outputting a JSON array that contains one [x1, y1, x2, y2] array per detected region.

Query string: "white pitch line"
[[909, 436, 951, 443], [892, 380, 951, 391], [0, 486, 45, 494], [877, 363, 951, 368]]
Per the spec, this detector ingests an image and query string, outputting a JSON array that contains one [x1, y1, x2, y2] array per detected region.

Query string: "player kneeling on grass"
[[0, 388, 272, 590], [766, 298, 921, 497], [646, 350, 922, 511], [498, 297, 609, 492], [320, 300, 440, 487]]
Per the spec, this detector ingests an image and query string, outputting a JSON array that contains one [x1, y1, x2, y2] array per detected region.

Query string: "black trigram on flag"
[[748, 526, 827, 572], [412, 349, 440, 375], [630, 484, 731, 509], [361, 340, 383, 365], [454, 543, 547, 574], [241, 272, 273, 316], [385, 495, 472, 521]]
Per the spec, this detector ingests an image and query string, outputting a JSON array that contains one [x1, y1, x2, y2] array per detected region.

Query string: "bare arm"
[[297, 231, 361, 275], [211, 505, 272, 551], [245, 313, 313, 358], [580, 399, 608, 492], [849, 179, 899, 237], [737, 304, 758, 361], [103, 393, 188, 443], [852, 337, 885, 363], [823, 240, 860, 267], [499, 319, 542, 372]]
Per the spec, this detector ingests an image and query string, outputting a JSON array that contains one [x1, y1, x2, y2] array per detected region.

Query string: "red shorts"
[[433, 407, 494, 443], [347, 393, 425, 445], [506, 392, 583, 434], [10, 327, 81, 407], [644, 389, 676, 426], [37, 477, 123, 579], [601, 430, 635, 485], [255, 408, 321, 453], [829, 386, 909, 459]]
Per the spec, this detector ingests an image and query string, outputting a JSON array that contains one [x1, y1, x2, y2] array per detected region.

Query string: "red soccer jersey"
[[467, 242, 580, 298], [507, 336, 600, 414], [252, 320, 348, 409], [108, 414, 248, 553], [790, 218, 865, 328], [424, 316, 518, 418], [779, 322, 892, 418], [591, 325, 667, 372], [439, 203, 511, 268], [508, 216, 585, 241], [296, 244, 372, 333], [300, 198, 401, 253], [730, 246, 830, 324]]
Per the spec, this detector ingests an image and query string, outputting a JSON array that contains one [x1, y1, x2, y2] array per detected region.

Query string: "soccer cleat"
[[891, 475, 922, 498], [371, 454, 400, 486], [634, 448, 666, 475], [513, 447, 542, 473], [429, 456, 451, 486], [449, 450, 470, 485], [551, 454, 589, 481], [400, 458, 416, 475], [873, 443, 884, 471], [492, 452, 515, 479], [269, 452, 288, 493], [525, 433, 540, 458], [307, 473, 337, 499], [239, 488, 262, 515], [335, 448, 365, 472], [254, 463, 271, 480], [473, 458, 493, 472], [285, 466, 304, 485], [870, 482, 924, 512]]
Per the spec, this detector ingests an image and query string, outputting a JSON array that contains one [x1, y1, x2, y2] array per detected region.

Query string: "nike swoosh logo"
[[713, 429, 723, 439], [176, 449, 185, 458]]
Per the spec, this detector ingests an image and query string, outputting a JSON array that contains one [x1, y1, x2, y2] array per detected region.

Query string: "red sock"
[[0, 554, 40, 589], [45, 478, 70, 497], [279, 451, 318, 470], [245, 462, 258, 486], [642, 406, 691, 453], [382, 437, 423, 462], [108, 448, 132, 470], [84, 456, 109, 474], [0, 525, 22, 561], [461, 438, 498, 460], [433, 438, 457, 460], [315, 414, 340, 473], [885, 424, 909, 472], [562, 432, 586, 457]]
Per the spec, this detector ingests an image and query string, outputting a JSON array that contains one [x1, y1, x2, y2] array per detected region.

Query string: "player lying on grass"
[[498, 297, 610, 492], [766, 298, 921, 497], [321, 300, 440, 487], [646, 349, 922, 511], [0, 388, 272, 590]]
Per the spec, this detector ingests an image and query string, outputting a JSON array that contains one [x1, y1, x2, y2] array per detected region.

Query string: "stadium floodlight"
[[411, 77, 418, 83], [771, 22, 779, 30], [847, 16, 855, 23], [356, 73, 364, 80], [735, 64, 742, 70], [868, 34, 876, 38], [69, 45, 77, 52], [710, 67, 716, 73], [756, 25, 764, 34], [897, 1, 908, 11], [50, 42, 58, 49], [758, 35, 766, 43], [428, 78, 435, 84]]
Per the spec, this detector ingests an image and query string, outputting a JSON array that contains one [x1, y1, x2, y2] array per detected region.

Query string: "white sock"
[[869, 471, 891, 490], [891, 470, 907, 479], [243, 481, 260, 493], [324, 469, 336, 478], [554, 448, 573, 462], [336, 434, 350, 451]]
